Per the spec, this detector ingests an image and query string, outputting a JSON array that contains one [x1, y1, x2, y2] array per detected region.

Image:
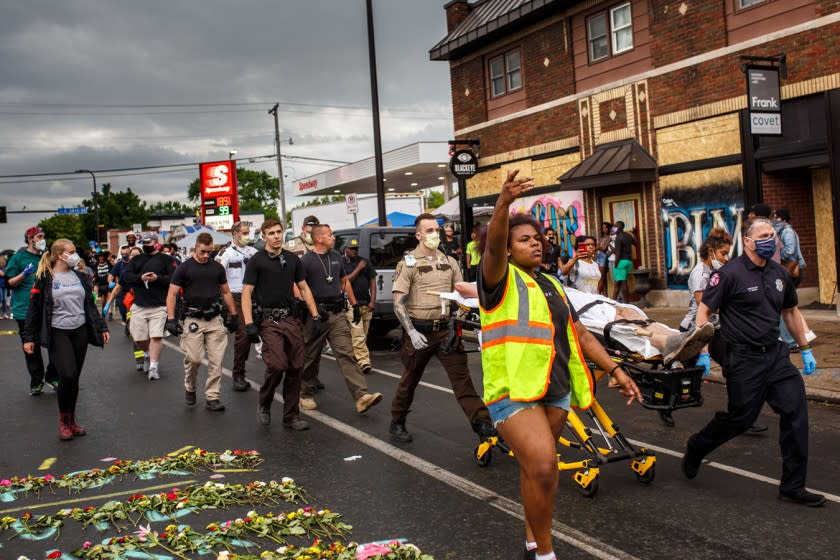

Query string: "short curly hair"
[[478, 214, 544, 255]]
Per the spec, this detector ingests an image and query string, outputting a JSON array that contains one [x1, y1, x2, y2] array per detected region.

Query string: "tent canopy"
[[176, 227, 231, 248], [361, 211, 417, 227], [432, 196, 494, 220]]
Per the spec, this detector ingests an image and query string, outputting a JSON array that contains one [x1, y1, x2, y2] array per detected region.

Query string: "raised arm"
[[482, 170, 535, 291]]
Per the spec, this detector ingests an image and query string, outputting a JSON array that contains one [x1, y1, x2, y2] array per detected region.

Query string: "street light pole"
[[268, 103, 288, 227], [366, 0, 387, 226], [75, 169, 100, 244]]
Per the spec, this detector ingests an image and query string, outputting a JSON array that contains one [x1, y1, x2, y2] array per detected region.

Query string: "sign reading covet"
[[747, 67, 782, 135]]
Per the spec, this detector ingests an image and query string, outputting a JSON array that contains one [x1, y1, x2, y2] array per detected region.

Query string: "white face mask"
[[711, 259, 723, 270], [423, 231, 441, 250], [239, 234, 251, 246], [34, 239, 47, 252], [63, 253, 81, 268], [304, 232, 313, 244]]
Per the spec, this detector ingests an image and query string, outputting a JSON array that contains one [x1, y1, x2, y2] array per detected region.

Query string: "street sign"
[[346, 192, 359, 214], [449, 149, 478, 179], [57, 207, 88, 215], [747, 67, 782, 135]]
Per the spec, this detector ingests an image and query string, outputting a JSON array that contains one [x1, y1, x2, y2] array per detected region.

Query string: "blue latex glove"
[[801, 349, 816, 375], [102, 301, 111, 317], [22, 263, 35, 277], [108, 281, 116, 290], [696, 352, 711, 376]]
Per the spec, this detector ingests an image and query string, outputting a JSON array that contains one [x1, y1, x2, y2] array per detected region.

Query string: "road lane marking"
[[38, 457, 56, 470], [162, 341, 637, 559], [167, 445, 195, 456], [0, 480, 197, 515]]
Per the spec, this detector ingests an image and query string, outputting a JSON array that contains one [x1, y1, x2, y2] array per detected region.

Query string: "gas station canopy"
[[293, 142, 450, 197]]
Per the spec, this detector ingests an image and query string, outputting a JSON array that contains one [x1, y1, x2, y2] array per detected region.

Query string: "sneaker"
[[185, 390, 197, 406], [746, 422, 768, 434], [257, 406, 271, 426], [355, 392, 383, 414], [524, 548, 537, 560], [135, 361, 144, 372], [205, 399, 225, 412], [389, 421, 413, 443], [232, 376, 249, 392], [658, 410, 675, 427], [778, 489, 826, 507], [283, 417, 310, 430], [681, 435, 704, 480], [315, 380, 325, 391], [299, 397, 317, 410], [323, 342, 333, 355], [46, 379, 60, 392], [30, 383, 44, 396], [662, 322, 715, 365], [361, 364, 372, 375], [147, 366, 160, 381], [143, 357, 151, 373]]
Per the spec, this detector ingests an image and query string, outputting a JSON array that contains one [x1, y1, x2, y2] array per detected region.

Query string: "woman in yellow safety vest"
[[479, 170, 643, 560]]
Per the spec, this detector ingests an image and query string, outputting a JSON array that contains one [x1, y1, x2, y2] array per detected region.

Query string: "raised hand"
[[498, 169, 535, 207]]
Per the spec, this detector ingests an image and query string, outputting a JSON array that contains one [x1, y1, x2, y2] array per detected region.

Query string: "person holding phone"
[[559, 236, 600, 294]]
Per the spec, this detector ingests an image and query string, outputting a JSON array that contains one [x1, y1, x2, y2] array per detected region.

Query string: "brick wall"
[[450, 56, 487, 132], [761, 168, 818, 288], [818, 0, 840, 15], [445, 0, 470, 33], [649, 0, 727, 68]]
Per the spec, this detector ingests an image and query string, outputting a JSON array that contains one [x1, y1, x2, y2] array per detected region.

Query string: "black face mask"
[[143, 245, 155, 255]]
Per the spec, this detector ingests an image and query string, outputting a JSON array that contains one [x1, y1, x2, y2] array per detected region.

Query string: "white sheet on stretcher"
[[439, 286, 673, 360]]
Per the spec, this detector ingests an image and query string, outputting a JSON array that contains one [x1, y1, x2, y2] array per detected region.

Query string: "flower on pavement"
[[134, 523, 152, 542]]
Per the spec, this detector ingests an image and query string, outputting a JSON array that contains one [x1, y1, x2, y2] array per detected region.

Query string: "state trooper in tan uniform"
[[389, 213, 495, 443], [282, 215, 319, 257]]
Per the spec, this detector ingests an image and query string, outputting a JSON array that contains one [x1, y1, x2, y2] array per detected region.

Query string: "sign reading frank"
[[747, 67, 782, 135]]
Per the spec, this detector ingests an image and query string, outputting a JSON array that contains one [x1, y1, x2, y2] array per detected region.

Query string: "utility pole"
[[366, 0, 387, 226], [268, 103, 288, 227]]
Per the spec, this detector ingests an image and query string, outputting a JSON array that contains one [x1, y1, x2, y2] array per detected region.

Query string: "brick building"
[[431, 0, 840, 305]]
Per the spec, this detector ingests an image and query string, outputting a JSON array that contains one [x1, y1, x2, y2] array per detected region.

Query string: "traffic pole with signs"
[[448, 139, 479, 258], [198, 160, 240, 230], [345, 192, 359, 227]]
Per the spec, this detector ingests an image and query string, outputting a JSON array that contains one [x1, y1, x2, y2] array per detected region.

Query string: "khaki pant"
[[301, 311, 369, 400], [345, 305, 373, 368], [181, 315, 228, 400]]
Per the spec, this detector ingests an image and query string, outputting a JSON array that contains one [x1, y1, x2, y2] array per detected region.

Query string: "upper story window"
[[489, 49, 522, 97], [738, 0, 765, 8], [587, 2, 634, 63]]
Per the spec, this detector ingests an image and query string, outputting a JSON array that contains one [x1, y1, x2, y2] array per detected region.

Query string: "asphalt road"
[[1, 317, 839, 560]]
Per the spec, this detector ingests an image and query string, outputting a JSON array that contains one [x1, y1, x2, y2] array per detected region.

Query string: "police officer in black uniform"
[[241, 219, 319, 430], [682, 218, 822, 506]]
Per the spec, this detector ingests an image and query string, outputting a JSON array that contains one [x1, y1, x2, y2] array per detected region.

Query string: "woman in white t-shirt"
[[559, 235, 601, 294]]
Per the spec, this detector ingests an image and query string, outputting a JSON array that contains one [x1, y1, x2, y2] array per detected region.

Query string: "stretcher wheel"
[[578, 476, 599, 498], [635, 464, 655, 484], [474, 444, 492, 467]]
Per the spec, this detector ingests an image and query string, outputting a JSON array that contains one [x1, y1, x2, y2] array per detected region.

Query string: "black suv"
[[333, 227, 418, 337]]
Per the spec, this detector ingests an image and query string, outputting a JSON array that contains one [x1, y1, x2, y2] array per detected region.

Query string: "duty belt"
[[316, 298, 345, 314], [263, 307, 292, 321], [412, 318, 448, 333], [184, 307, 221, 320], [727, 340, 780, 354]]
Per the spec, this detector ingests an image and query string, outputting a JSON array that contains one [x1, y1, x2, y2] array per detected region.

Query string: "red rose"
[[47, 551, 62, 559]]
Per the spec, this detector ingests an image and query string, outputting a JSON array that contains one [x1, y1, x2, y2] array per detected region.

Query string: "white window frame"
[[488, 48, 523, 98], [610, 3, 633, 54], [489, 57, 506, 97], [587, 13, 609, 62], [738, 0, 765, 8], [505, 50, 522, 92]]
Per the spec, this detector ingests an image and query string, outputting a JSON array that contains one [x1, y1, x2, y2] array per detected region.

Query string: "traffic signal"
[[0, 206, 6, 224]]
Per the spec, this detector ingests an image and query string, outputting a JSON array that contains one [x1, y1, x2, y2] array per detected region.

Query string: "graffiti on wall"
[[510, 191, 586, 257]]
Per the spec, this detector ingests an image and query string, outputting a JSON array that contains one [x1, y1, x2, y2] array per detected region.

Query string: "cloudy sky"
[[0, 0, 454, 249]]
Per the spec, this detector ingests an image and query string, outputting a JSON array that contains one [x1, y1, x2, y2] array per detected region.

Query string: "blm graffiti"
[[510, 192, 586, 257], [662, 182, 743, 287]]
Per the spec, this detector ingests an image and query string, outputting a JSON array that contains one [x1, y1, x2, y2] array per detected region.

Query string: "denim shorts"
[[596, 252, 607, 267], [487, 393, 572, 427]]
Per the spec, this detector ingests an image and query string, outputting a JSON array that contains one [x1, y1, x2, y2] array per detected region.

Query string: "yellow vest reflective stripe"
[[480, 264, 594, 409]]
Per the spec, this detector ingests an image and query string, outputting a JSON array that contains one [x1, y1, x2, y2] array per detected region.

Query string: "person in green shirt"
[[6, 226, 58, 394], [465, 226, 483, 282]]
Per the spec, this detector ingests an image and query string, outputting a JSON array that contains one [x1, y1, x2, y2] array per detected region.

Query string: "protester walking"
[[166, 232, 238, 411], [219, 221, 258, 391], [479, 170, 642, 560], [22, 239, 110, 440], [6, 226, 58, 394], [610, 221, 635, 302], [342, 238, 377, 374], [596, 222, 612, 295]]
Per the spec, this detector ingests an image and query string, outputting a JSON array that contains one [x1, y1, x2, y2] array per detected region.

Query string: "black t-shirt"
[[542, 243, 560, 272], [702, 253, 797, 346], [121, 252, 177, 308], [242, 250, 304, 309], [614, 231, 634, 261], [95, 262, 111, 286], [342, 255, 377, 304], [171, 258, 227, 309], [300, 250, 346, 300], [440, 237, 460, 260], [479, 264, 580, 400]]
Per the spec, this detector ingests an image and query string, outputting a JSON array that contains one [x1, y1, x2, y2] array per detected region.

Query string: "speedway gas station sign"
[[199, 160, 240, 230]]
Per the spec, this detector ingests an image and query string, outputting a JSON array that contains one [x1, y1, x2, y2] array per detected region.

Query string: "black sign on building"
[[747, 67, 783, 135]]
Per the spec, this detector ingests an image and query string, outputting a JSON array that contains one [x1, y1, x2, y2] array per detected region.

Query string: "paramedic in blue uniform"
[[682, 218, 822, 506]]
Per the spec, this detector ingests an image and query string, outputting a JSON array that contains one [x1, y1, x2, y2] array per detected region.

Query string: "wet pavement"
[[1, 316, 839, 559]]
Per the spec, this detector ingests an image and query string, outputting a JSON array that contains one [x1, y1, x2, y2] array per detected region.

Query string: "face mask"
[[34, 239, 46, 252], [143, 245, 155, 255], [239, 235, 251, 245], [423, 231, 441, 250], [304, 232, 313, 244], [711, 259, 723, 270], [63, 253, 81, 268], [750, 236, 776, 260]]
